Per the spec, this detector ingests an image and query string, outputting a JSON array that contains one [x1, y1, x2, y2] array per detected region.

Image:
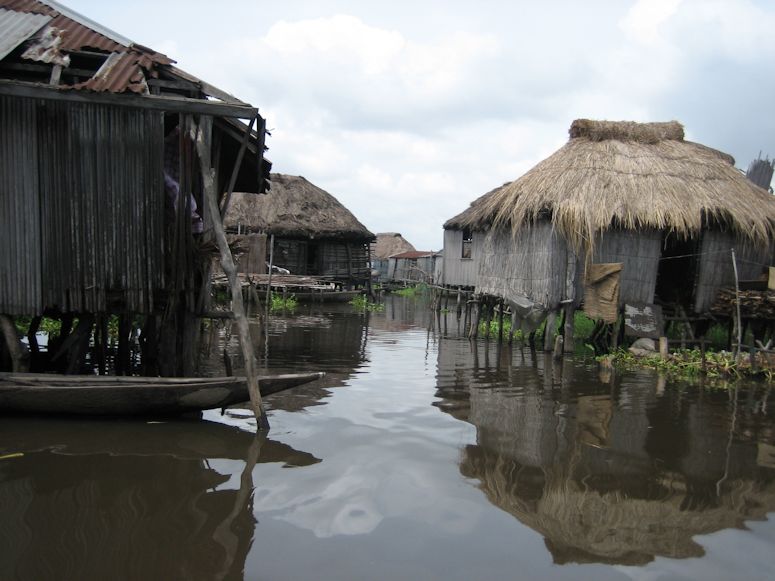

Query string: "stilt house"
[[0, 0, 270, 376], [454, 119, 775, 333], [224, 174, 375, 286], [371, 233, 416, 281]]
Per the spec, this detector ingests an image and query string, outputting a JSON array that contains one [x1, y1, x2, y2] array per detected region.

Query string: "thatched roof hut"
[[372, 233, 415, 260], [224, 174, 374, 282], [465, 120, 775, 249], [453, 120, 775, 318], [224, 174, 374, 241]]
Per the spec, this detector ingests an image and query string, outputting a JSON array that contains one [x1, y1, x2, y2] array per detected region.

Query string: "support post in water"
[[544, 310, 557, 352], [563, 303, 575, 353], [194, 115, 268, 430]]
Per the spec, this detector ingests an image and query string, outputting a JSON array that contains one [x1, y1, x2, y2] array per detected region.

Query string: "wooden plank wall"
[[318, 242, 369, 279], [594, 228, 661, 305], [694, 231, 772, 313], [442, 229, 478, 287], [477, 222, 568, 308]]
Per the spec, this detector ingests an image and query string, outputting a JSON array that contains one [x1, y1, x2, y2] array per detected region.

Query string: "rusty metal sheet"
[[0, 7, 50, 60], [73, 51, 149, 94], [624, 303, 663, 339], [19, 23, 69, 65]]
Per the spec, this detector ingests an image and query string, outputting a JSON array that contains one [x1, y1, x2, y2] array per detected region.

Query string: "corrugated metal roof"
[[1, 0, 172, 93], [0, 7, 50, 60]]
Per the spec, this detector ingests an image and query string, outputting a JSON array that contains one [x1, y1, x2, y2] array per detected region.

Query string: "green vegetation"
[[14, 316, 63, 337], [394, 283, 429, 298], [601, 347, 775, 382], [349, 294, 385, 312], [269, 293, 298, 312], [477, 311, 596, 347]]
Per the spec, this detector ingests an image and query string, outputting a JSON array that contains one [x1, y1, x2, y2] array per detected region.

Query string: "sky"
[[60, 0, 775, 251]]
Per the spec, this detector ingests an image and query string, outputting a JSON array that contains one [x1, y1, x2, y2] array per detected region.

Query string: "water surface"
[[2, 296, 775, 580]]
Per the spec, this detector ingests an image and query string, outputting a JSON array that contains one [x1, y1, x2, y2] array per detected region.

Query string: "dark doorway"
[[655, 234, 699, 309]]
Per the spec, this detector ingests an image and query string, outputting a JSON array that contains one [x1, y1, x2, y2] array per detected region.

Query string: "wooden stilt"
[[543, 311, 557, 352], [563, 303, 575, 353], [117, 315, 131, 376], [66, 315, 94, 375], [497, 299, 505, 343], [0, 314, 27, 372], [483, 299, 492, 341], [456, 288, 462, 320], [470, 299, 481, 339], [195, 115, 268, 430], [509, 312, 517, 345]]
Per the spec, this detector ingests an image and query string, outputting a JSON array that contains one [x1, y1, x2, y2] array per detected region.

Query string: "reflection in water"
[[4, 298, 775, 580], [435, 335, 775, 565], [0, 418, 319, 581]]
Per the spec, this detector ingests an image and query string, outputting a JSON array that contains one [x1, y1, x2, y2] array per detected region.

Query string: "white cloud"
[[61, 0, 775, 249]]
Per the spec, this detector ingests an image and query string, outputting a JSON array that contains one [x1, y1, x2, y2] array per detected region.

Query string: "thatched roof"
[[224, 174, 375, 241], [461, 119, 775, 250], [444, 182, 512, 230], [372, 232, 415, 259]]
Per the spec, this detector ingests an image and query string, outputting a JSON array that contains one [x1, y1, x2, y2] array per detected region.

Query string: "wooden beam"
[[194, 115, 268, 430], [220, 115, 256, 217], [0, 79, 257, 118]]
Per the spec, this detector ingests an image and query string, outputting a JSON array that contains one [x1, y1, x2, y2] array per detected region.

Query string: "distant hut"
[[224, 174, 375, 286], [442, 183, 511, 289], [457, 119, 775, 342], [388, 251, 437, 283], [0, 0, 269, 376], [371, 233, 416, 280]]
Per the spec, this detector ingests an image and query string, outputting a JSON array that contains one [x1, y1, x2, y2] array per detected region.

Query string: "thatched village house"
[[371, 232, 416, 280], [446, 119, 775, 347], [0, 0, 270, 379], [224, 174, 375, 287]]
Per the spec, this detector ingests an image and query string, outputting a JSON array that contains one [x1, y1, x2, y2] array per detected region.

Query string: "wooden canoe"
[[0, 372, 324, 416]]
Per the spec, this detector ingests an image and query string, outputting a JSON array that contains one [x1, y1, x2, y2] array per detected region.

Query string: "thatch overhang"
[[224, 174, 375, 242], [461, 119, 775, 251], [443, 182, 512, 231]]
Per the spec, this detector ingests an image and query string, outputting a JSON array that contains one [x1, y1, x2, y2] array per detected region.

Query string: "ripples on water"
[[2, 295, 775, 580]]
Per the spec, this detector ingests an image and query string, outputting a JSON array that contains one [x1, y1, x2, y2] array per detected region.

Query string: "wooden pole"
[[731, 248, 743, 357], [563, 303, 575, 353], [194, 116, 268, 430], [265, 234, 275, 306], [0, 314, 27, 372], [543, 311, 557, 352], [497, 298, 505, 343], [219, 115, 256, 217]]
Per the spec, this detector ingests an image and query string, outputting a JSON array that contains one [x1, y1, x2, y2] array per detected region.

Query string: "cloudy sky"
[[62, 0, 775, 250]]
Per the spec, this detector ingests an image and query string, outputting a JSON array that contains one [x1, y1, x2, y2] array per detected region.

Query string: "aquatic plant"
[[599, 347, 775, 382], [269, 293, 298, 313], [394, 283, 429, 298], [349, 295, 385, 312]]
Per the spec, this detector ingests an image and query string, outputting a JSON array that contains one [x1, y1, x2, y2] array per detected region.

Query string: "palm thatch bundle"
[[462, 119, 775, 253], [372, 233, 415, 259], [224, 174, 374, 241]]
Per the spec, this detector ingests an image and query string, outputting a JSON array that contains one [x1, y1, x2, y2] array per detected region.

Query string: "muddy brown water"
[[2, 296, 775, 580]]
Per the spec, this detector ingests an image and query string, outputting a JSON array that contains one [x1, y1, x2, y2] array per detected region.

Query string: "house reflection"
[[0, 418, 319, 581], [434, 336, 775, 565]]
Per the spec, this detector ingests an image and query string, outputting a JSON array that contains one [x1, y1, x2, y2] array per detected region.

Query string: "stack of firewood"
[[710, 288, 775, 319]]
